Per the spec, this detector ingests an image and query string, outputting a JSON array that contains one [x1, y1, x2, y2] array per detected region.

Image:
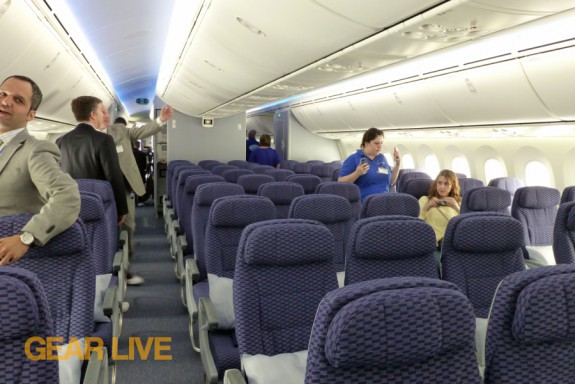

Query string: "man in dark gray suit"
[[57, 96, 128, 222], [0, 75, 80, 265]]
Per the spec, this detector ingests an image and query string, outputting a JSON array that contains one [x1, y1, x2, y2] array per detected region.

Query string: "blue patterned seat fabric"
[[174, 169, 211, 234], [264, 168, 295, 182], [311, 164, 339, 183], [360, 192, 420, 218], [344, 216, 438, 285], [286, 174, 322, 194], [460, 186, 512, 214], [316, 181, 361, 219], [484, 264, 575, 383], [236, 174, 275, 195], [257, 181, 304, 219], [553, 201, 575, 264], [171, 165, 203, 219], [441, 212, 527, 318], [249, 165, 275, 174], [397, 171, 431, 193], [293, 162, 314, 174], [561, 185, 575, 204], [198, 160, 222, 170], [234, 219, 338, 357], [289, 194, 355, 271], [305, 277, 481, 383], [202, 195, 277, 378], [77, 179, 119, 256], [166, 160, 192, 200], [192, 182, 245, 280], [402, 178, 434, 200], [488, 176, 524, 202], [79, 191, 113, 274], [0, 214, 95, 344], [0, 266, 58, 383], [458, 177, 485, 195], [222, 168, 254, 183], [279, 159, 299, 170], [511, 186, 560, 246], [212, 164, 239, 176]]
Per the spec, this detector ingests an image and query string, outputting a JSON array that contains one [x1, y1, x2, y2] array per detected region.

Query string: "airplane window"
[[424, 155, 440, 178], [452, 156, 470, 177], [484, 158, 506, 182], [402, 153, 415, 169], [525, 161, 552, 187]]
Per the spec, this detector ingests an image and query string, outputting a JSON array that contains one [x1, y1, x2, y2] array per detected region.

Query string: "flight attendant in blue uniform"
[[338, 127, 400, 202]]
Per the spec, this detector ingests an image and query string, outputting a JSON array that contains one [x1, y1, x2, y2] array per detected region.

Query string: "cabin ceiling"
[[7, 0, 575, 128]]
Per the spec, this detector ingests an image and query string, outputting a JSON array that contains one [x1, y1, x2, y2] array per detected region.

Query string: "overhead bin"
[[427, 60, 555, 125], [520, 46, 575, 121]]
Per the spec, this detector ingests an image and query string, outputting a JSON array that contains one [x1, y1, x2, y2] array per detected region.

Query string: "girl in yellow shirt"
[[419, 170, 462, 247]]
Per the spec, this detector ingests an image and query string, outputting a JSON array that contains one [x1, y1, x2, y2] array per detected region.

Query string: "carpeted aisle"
[[114, 201, 203, 384]]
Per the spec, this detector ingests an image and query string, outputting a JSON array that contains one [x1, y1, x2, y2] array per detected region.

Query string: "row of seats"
[[161, 160, 575, 378], [212, 219, 575, 383], [0, 178, 131, 384]]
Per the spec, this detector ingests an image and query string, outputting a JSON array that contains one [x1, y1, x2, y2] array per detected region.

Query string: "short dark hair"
[[248, 129, 257, 138], [2, 75, 43, 111], [259, 134, 271, 147], [360, 127, 384, 148], [114, 117, 127, 125], [71, 96, 102, 122]]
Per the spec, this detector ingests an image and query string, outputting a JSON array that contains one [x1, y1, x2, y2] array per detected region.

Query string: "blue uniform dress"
[[249, 147, 281, 167], [246, 138, 260, 161], [340, 149, 392, 202]]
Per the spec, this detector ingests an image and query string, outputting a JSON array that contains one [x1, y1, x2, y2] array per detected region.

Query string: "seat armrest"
[[187, 258, 200, 284], [475, 317, 488, 380], [199, 296, 219, 330], [224, 369, 246, 384], [199, 297, 219, 384], [112, 250, 123, 274], [83, 347, 109, 384], [173, 220, 181, 236], [177, 235, 188, 254], [118, 230, 129, 248], [103, 285, 118, 317]]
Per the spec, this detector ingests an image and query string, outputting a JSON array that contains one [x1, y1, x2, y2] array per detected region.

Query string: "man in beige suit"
[[98, 104, 173, 284], [0, 75, 80, 265]]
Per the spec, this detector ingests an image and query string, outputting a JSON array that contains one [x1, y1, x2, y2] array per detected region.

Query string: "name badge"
[[378, 167, 388, 174], [116, 145, 124, 153]]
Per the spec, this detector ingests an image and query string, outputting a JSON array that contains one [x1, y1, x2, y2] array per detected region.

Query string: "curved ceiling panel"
[[427, 61, 554, 125], [520, 47, 575, 120], [0, 1, 114, 124]]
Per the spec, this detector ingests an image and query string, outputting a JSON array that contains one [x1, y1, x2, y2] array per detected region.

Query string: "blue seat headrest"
[[515, 187, 560, 209], [290, 195, 352, 224], [185, 175, 225, 194], [466, 187, 511, 211], [0, 276, 39, 340], [325, 286, 474, 367], [512, 273, 575, 344], [210, 196, 276, 227], [79, 193, 105, 222], [451, 214, 524, 253], [195, 183, 244, 206], [242, 220, 333, 266], [354, 216, 435, 259], [566, 205, 575, 231], [258, 182, 304, 204]]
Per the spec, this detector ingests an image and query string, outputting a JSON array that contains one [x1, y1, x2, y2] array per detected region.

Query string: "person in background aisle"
[[246, 129, 259, 161], [132, 140, 148, 207], [97, 106, 173, 286], [57, 96, 128, 223], [338, 127, 400, 202], [0, 75, 80, 265], [248, 134, 281, 168]]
